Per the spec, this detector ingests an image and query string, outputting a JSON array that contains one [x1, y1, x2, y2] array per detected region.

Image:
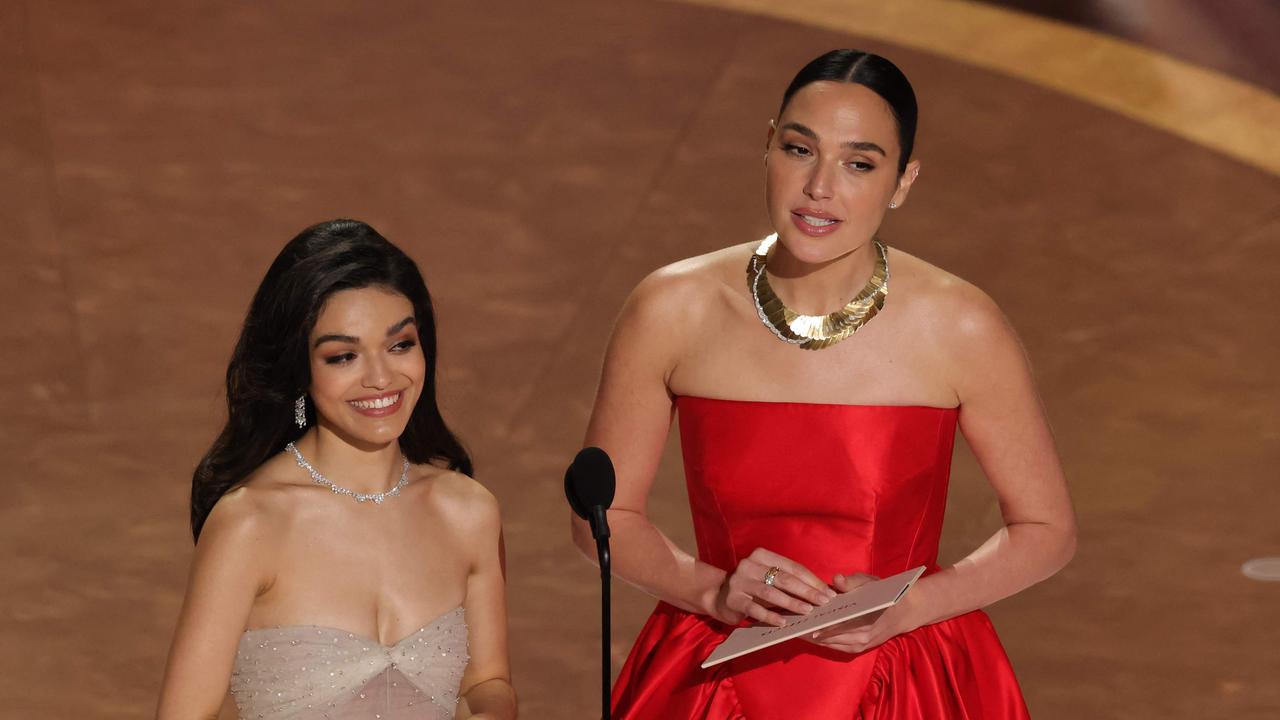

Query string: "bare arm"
[[156, 489, 272, 719], [457, 484, 517, 719], [813, 287, 1076, 653], [572, 270, 832, 625], [908, 288, 1077, 624], [572, 270, 728, 617]]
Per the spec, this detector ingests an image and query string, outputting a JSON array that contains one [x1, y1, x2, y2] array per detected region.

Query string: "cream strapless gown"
[[230, 606, 468, 719]]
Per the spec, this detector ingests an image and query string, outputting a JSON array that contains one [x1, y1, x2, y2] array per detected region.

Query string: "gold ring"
[[763, 566, 780, 587]]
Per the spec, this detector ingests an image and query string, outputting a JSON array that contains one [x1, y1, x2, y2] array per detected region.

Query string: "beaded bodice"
[[230, 606, 468, 720]]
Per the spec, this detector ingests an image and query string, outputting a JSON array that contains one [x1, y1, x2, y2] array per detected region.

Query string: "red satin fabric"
[[612, 397, 1029, 719]]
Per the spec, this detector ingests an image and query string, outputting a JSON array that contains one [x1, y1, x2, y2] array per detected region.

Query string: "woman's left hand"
[[802, 573, 921, 655]]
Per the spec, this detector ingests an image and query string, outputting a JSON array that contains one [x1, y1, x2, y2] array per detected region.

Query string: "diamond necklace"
[[285, 442, 410, 504], [748, 233, 889, 351]]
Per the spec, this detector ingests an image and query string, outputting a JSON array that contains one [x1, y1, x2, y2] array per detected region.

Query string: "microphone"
[[565, 446, 616, 541], [564, 446, 616, 720]]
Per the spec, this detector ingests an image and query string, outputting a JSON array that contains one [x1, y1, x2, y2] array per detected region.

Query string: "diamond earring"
[[294, 395, 307, 428], [889, 201, 898, 209]]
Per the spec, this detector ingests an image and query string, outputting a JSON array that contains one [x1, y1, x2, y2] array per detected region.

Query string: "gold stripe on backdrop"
[[678, 0, 1280, 176]]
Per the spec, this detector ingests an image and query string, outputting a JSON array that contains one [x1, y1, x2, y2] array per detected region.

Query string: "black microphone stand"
[[566, 447, 617, 720], [590, 507, 612, 720]]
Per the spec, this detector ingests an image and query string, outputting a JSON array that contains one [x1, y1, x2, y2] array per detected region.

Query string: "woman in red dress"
[[571, 50, 1077, 718]]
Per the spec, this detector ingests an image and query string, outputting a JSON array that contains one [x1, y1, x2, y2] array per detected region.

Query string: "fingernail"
[[800, 603, 814, 613]]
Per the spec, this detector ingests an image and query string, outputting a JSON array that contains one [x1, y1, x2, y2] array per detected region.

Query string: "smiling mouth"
[[348, 391, 402, 410], [797, 214, 839, 227]]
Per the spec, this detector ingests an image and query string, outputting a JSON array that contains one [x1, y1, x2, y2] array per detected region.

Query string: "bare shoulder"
[[626, 241, 755, 322], [200, 459, 296, 551], [192, 473, 292, 596], [889, 247, 1013, 347], [200, 488, 269, 548], [418, 467, 501, 534]]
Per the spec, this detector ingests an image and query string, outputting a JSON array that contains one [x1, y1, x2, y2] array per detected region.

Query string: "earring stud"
[[889, 201, 898, 209]]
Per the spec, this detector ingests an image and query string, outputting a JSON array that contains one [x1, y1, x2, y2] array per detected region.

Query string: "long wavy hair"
[[190, 219, 472, 541]]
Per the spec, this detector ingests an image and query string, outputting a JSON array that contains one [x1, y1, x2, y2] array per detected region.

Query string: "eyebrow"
[[386, 316, 416, 335], [779, 122, 887, 157], [313, 316, 417, 348]]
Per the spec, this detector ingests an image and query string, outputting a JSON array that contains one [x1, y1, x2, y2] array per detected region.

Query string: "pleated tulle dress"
[[231, 607, 468, 719], [611, 397, 1029, 719]]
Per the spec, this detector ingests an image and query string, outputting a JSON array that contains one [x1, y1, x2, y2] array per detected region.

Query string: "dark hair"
[[190, 219, 472, 540], [778, 49, 918, 173]]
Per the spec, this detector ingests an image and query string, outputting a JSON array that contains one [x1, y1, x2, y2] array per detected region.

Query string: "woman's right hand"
[[711, 548, 836, 626]]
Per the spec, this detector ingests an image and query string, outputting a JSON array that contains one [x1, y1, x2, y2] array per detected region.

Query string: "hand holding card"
[[701, 566, 926, 668]]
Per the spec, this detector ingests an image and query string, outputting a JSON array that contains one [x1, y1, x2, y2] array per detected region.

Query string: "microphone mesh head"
[[565, 446, 616, 518]]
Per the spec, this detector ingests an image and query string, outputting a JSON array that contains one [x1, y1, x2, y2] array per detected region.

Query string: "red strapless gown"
[[611, 397, 1029, 719]]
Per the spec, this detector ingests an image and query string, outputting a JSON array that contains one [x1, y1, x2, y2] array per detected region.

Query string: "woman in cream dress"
[[157, 219, 517, 720]]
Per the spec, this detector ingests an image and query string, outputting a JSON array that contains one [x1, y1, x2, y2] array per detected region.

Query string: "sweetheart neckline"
[[240, 605, 465, 648]]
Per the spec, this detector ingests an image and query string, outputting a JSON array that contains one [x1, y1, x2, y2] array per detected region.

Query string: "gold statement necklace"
[[747, 233, 889, 351]]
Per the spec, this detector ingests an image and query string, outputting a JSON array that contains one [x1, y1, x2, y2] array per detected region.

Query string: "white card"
[[701, 566, 926, 668]]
